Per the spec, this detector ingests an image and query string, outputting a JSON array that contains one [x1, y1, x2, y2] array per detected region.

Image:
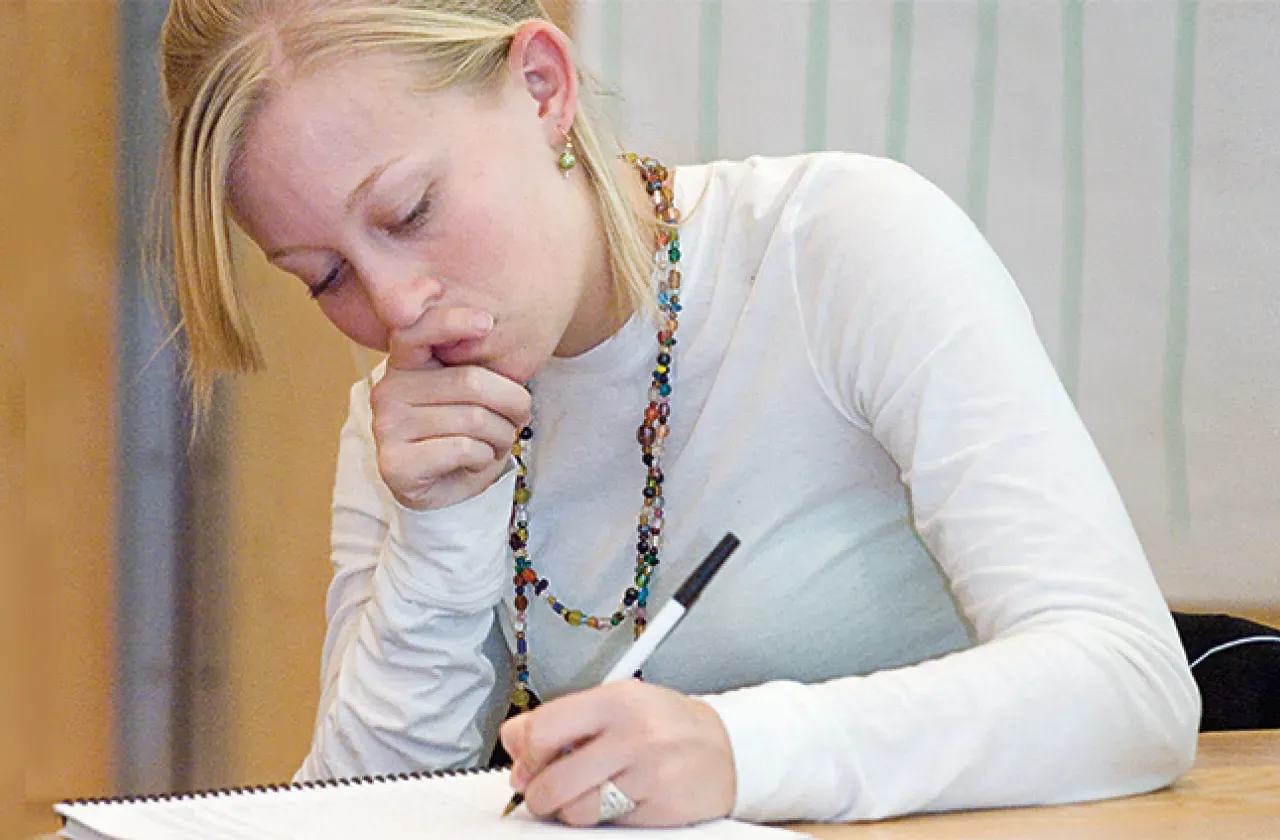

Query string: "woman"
[[159, 0, 1200, 828]]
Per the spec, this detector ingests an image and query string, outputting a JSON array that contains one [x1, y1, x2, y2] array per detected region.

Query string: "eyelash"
[[308, 193, 433, 299], [309, 263, 344, 299], [389, 193, 432, 236]]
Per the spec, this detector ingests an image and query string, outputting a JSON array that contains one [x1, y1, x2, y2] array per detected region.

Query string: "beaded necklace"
[[507, 154, 683, 711]]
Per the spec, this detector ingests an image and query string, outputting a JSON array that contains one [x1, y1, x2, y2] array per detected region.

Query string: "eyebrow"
[[265, 156, 403, 260]]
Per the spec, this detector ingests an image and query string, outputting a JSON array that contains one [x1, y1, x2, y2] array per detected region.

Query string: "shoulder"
[[781, 153, 975, 260], [677, 152, 946, 220], [768, 155, 1030, 393], [676, 153, 968, 263]]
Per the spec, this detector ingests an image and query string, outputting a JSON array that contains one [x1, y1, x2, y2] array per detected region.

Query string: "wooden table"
[[24, 731, 1278, 839], [794, 730, 1279, 838]]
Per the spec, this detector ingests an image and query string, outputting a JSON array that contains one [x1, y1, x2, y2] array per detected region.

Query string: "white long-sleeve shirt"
[[296, 153, 1200, 822]]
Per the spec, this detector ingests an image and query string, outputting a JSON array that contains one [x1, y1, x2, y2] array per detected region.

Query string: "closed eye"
[[309, 261, 346, 298], [389, 193, 432, 236]]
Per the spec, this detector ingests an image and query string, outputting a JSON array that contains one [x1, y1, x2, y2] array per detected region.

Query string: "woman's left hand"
[[498, 680, 737, 827]]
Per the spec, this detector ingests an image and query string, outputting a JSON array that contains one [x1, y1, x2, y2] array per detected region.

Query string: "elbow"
[[1111, 626, 1202, 793], [1156, 660, 1201, 783], [1138, 690, 1199, 791], [1153, 626, 1202, 782], [1055, 611, 1203, 799], [294, 751, 329, 784], [1126, 705, 1198, 797]]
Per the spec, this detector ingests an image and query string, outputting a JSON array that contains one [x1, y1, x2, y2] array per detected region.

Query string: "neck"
[[553, 156, 654, 358]]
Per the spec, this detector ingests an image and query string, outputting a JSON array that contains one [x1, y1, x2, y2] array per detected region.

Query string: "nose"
[[364, 264, 445, 331]]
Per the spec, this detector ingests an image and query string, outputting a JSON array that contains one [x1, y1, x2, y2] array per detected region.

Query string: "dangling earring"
[[557, 129, 577, 178]]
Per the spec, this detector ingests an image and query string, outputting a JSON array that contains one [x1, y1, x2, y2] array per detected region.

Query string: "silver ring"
[[598, 779, 637, 823]]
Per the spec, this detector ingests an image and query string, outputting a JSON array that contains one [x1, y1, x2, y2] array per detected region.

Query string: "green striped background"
[[584, 0, 1216, 542]]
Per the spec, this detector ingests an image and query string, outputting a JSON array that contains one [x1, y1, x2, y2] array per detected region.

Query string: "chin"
[[491, 352, 544, 386]]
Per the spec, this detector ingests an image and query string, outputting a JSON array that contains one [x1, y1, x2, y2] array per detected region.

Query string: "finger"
[[410, 436, 498, 474], [514, 685, 633, 781], [499, 716, 531, 782], [388, 306, 493, 370], [521, 733, 631, 823], [384, 404, 518, 460], [556, 770, 647, 829], [378, 435, 498, 493], [375, 366, 531, 431]]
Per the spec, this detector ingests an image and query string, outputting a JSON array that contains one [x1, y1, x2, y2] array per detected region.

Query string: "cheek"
[[318, 293, 389, 352], [438, 159, 561, 290], [451, 197, 563, 310]]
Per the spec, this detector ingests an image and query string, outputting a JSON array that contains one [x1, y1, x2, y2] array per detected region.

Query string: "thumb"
[[387, 306, 493, 370], [387, 328, 443, 371]]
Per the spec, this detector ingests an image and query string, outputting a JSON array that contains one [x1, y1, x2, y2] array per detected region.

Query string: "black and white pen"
[[501, 532, 741, 817]]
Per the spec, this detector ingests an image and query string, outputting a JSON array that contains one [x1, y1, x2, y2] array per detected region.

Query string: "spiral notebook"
[[56, 767, 808, 839]]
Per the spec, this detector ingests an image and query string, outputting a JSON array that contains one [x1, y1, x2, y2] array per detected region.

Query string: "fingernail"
[[473, 312, 494, 332]]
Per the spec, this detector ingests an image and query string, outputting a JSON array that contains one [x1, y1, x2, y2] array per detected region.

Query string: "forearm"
[[298, 574, 501, 779], [703, 607, 1198, 822], [298, 469, 517, 780]]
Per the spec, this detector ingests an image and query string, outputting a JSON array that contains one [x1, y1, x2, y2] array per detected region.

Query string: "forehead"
[[232, 53, 485, 206]]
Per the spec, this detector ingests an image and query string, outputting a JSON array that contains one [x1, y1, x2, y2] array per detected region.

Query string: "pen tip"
[[501, 794, 523, 817]]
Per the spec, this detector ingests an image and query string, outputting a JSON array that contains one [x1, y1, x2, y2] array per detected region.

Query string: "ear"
[[507, 20, 579, 148]]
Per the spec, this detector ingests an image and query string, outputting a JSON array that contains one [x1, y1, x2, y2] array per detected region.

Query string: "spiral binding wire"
[[63, 765, 499, 808]]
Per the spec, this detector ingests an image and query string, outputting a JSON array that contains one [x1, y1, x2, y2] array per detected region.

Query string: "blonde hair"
[[159, 0, 653, 412]]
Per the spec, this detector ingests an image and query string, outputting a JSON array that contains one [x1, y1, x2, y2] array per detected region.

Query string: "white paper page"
[[57, 769, 808, 839]]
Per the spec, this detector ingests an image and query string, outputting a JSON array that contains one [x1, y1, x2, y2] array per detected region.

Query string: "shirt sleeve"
[[699, 154, 1201, 822], [295, 376, 515, 781]]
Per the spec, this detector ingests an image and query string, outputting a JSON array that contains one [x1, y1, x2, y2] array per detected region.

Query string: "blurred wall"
[[576, 0, 1280, 609], [1, 6, 24, 833], [4, 1, 119, 835]]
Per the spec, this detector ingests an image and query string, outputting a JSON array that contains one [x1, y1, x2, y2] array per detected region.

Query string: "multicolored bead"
[[508, 154, 683, 709]]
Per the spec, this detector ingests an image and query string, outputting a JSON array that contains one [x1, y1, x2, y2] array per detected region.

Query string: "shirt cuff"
[[700, 680, 856, 823], [381, 461, 517, 612]]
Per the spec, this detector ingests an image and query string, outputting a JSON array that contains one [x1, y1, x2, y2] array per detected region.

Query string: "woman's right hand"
[[370, 307, 532, 511]]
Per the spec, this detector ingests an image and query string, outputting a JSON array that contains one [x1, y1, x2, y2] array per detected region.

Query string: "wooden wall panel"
[[12, 0, 119, 834], [1, 6, 29, 835], [220, 248, 365, 785], [23, 0, 120, 796]]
